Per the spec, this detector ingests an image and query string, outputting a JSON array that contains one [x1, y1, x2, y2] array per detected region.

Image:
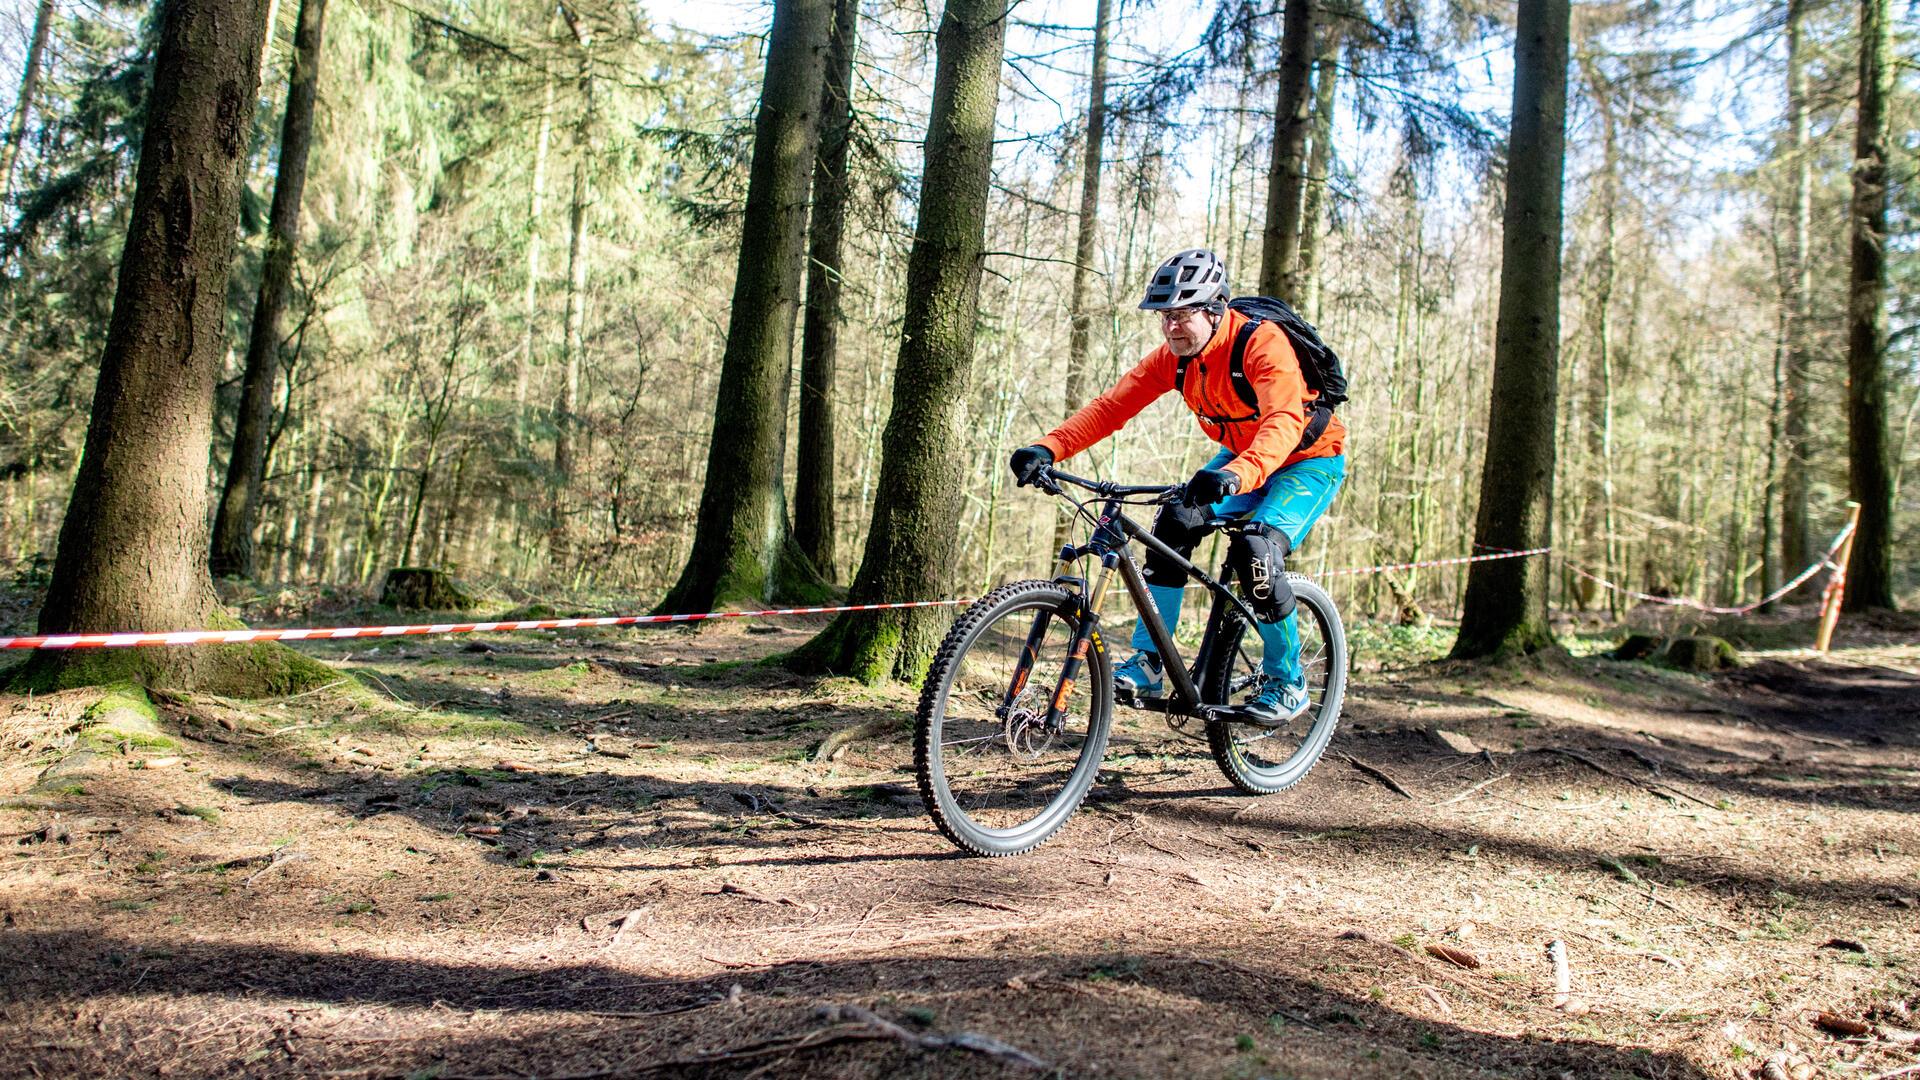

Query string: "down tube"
[[1111, 549, 1203, 707]]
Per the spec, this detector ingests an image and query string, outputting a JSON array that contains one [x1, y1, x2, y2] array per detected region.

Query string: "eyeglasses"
[[1158, 306, 1208, 324]]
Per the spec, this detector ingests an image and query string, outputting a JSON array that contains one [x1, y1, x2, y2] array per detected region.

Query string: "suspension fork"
[[1042, 552, 1119, 730]]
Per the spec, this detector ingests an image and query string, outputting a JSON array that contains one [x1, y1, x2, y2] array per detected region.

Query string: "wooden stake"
[[1815, 501, 1862, 653]]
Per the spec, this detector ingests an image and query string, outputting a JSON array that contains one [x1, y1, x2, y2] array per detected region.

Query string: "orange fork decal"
[[1009, 643, 1037, 698], [1051, 677, 1076, 711]]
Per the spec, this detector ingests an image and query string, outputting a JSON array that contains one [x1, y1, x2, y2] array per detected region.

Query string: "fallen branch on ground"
[[1544, 747, 1720, 809], [1436, 772, 1509, 806], [1339, 753, 1415, 799]]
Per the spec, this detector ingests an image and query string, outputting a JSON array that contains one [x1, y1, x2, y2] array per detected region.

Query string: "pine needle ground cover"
[[1, 591, 1917, 1079]]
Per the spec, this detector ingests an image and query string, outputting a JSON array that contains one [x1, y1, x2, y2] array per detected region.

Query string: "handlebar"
[[1038, 466, 1180, 501]]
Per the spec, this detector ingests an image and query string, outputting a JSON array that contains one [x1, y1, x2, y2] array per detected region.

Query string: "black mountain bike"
[[914, 465, 1347, 856]]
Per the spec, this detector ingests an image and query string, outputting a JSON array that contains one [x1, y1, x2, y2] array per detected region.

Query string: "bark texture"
[[12, 0, 332, 695], [794, 0, 859, 584], [1451, 0, 1570, 659], [657, 0, 833, 613], [210, 0, 330, 579], [1842, 0, 1894, 611], [1258, 0, 1314, 299], [788, 0, 1008, 683]]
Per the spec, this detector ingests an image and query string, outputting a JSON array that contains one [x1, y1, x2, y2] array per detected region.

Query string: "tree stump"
[[380, 567, 475, 611], [1663, 636, 1739, 671], [1609, 634, 1662, 661]]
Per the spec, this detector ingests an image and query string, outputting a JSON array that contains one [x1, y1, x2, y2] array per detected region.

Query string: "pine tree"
[[794, 0, 859, 584], [788, 0, 1009, 683], [1842, 0, 1894, 611], [9, 0, 331, 695], [210, 0, 330, 579], [656, 0, 834, 613], [1451, 0, 1571, 658]]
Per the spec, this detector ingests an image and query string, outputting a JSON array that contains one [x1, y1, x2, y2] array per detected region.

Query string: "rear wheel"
[[914, 580, 1113, 856], [1201, 574, 1345, 795]]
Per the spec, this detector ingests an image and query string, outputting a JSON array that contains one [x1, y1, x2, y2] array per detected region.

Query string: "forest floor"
[[2, 586, 1919, 1080]]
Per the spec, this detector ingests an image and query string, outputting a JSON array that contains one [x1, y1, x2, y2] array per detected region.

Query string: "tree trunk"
[[794, 0, 859, 584], [517, 73, 555, 410], [657, 0, 832, 613], [1053, 0, 1110, 555], [1778, 0, 1814, 592], [0, 0, 54, 202], [1298, 27, 1339, 323], [210, 0, 329, 579], [1258, 0, 1314, 299], [1577, 52, 1619, 618], [1842, 0, 1894, 611], [787, 0, 1008, 683], [1451, 0, 1570, 659], [551, 153, 587, 562], [10, 0, 331, 696]]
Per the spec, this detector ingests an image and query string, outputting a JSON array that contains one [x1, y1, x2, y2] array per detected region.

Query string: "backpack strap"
[[1233, 316, 1335, 454], [1226, 317, 1263, 412]]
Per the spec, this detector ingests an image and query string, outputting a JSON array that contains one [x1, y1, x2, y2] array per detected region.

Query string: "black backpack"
[[1173, 296, 1349, 452]]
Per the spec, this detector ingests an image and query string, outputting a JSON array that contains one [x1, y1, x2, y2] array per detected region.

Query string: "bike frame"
[[1014, 467, 1263, 728]]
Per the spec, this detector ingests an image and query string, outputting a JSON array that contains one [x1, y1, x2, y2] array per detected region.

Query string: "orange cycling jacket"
[[1036, 308, 1346, 494]]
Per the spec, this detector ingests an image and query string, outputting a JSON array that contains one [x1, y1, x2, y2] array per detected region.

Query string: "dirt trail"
[[2, 619, 1917, 1079]]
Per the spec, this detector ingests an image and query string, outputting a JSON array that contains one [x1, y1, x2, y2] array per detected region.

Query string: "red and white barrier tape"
[[0, 599, 970, 651], [0, 532, 1840, 651], [1320, 546, 1552, 578], [1565, 521, 1853, 617]]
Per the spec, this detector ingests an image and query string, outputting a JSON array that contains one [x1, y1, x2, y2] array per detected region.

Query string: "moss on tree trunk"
[[787, 0, 1008, 685], [657, 0, 835, 615], [9, 0, 335, 698]]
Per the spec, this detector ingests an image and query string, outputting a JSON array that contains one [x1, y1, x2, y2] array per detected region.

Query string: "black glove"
[[1181, 466, 1239, 508], [1009, 444, 1054, 487]]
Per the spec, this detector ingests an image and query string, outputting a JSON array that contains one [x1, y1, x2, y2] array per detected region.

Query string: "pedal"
[[1210, 704, 1294, 730], [1114, 686, 1169, 712]]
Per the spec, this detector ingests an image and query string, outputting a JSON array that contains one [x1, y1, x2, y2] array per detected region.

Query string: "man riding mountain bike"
[[1008, 248, 1346, 725]]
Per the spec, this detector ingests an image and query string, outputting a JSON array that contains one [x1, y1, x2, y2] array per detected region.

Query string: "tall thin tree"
[[9, 0, 331, 694], [788, 0, 1009, 683], [0, 0, 54, 205], [1777, 0, 1815, 594], [210, 0, 330, 579], [794, 0, 859, 584], [1054, 0, 1110, 555], [1258, 0, 1314, 299], [1842, 0, 1894, 610], [1297, 24, 1340, 322], [657, 0, 833, 613], [1451, 0, 1571, 658], [551, 6, 594, 564]]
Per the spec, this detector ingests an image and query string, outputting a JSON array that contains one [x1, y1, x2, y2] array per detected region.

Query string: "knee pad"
[[1230, 523, 1296, 622], [1143, 501, 1211, 587]]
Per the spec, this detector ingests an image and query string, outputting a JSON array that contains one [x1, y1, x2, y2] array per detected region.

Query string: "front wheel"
[[1201, 574, 1346, 795], [914, 580, 1114, 856]]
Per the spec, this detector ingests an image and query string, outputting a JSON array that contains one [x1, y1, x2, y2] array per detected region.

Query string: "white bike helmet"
[[1139, 248, 1228, 310]]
